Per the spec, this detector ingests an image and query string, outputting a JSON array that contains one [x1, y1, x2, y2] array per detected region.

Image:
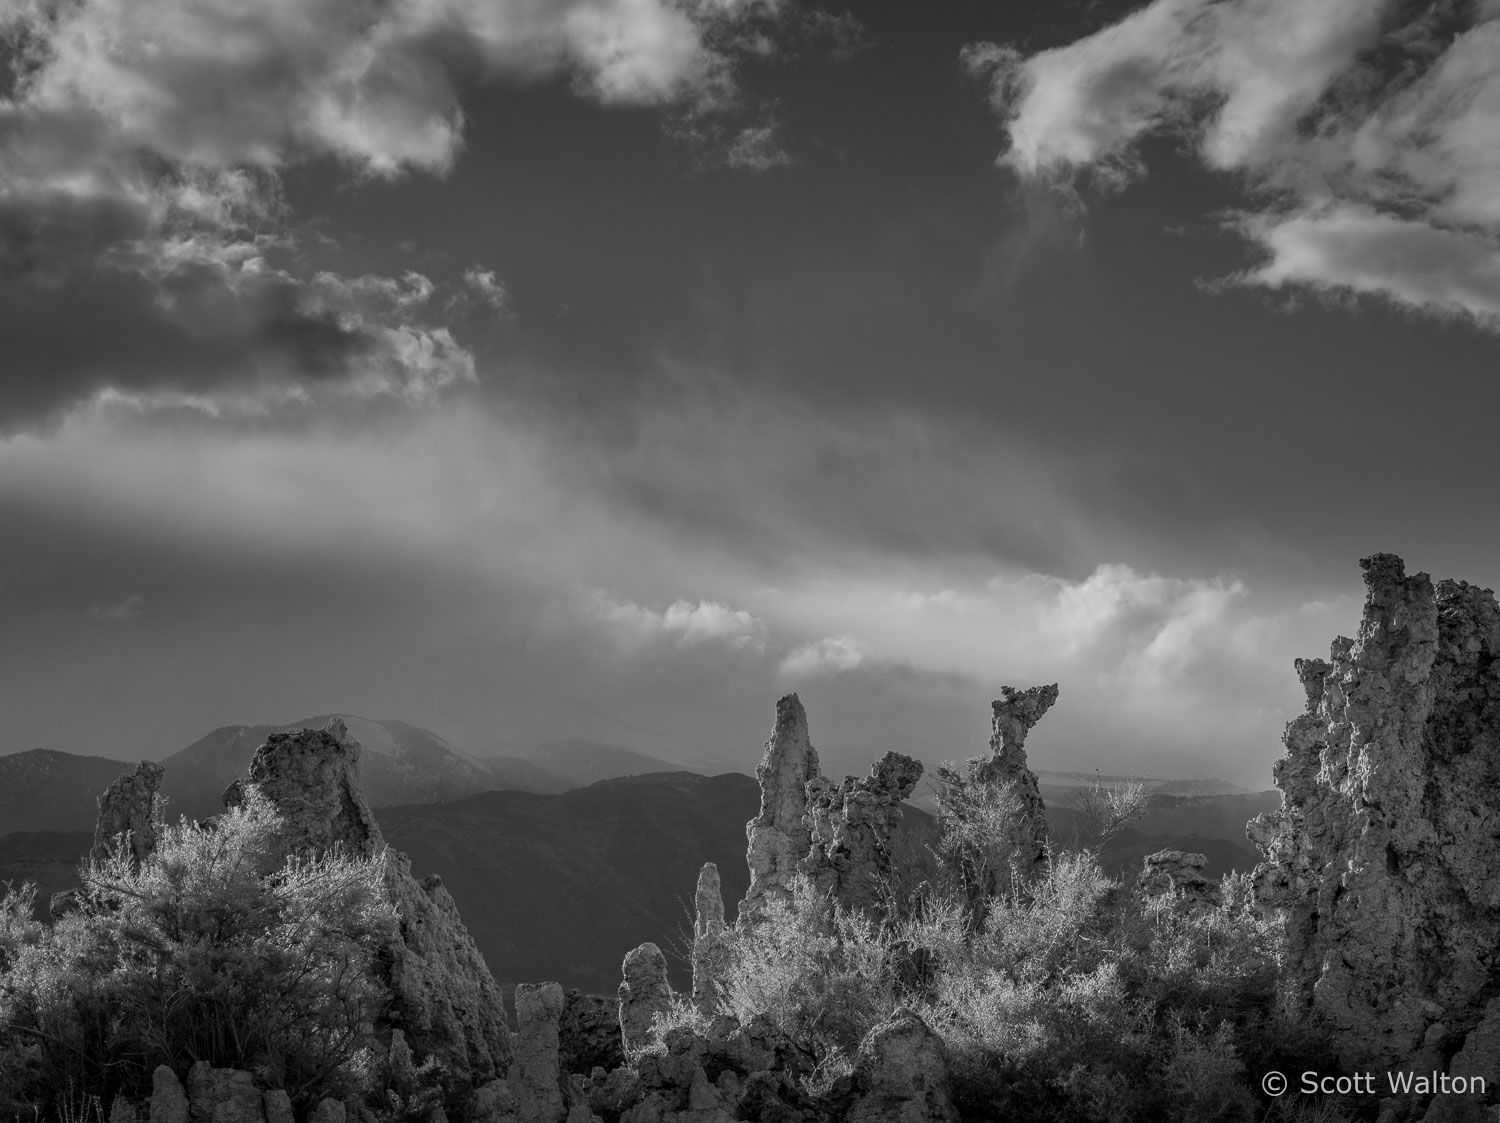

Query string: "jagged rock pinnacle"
[[740, 693, 821, 919], [799, 751, 923, 915], [691, 862, 728, 1015], [1249, 553, 1500, 1084], [91, 760, 165, 869]]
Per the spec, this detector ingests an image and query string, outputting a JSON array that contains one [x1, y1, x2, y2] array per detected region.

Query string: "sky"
[[1, 0, 1497, 790]]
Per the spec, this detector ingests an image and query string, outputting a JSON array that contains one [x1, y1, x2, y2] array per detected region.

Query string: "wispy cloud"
[[89, 594, 146, 623], [967, 1, 1500, 329], [460, 267, 508, 311], [578, 590, 769, 653]]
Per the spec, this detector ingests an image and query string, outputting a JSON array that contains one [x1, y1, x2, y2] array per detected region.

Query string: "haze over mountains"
[[0, 713, 1275, 992], [0, 715, 697, 832]]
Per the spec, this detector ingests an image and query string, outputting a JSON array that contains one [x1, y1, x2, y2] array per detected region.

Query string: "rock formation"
[[799, 751, 924, 915], [690, 864, 728, 1015], [150, 1065, 190, 1123], [618, 943, 673, 1055], [937, 685, 1057, 912], [579, 1014, 817, 1123], [91, 760, 165, 869], [186, 1062, 264, 1123], [222, 718, 382, 864], [740, 693, 820, 920], [558, 990, 625, 1075], [845, 1008, 959, 1123], [1136, 850, 1220, 909], [1248, 554, 1500, 1092], [970, 684, 1055, 879], [511, 982, 565, 1123], [228, 719, 514, 1087]]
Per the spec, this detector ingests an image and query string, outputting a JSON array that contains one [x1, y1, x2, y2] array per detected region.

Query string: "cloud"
[[461, 266, 508, 310], [1234, 205, 1500, 326], [579, 590, 769, 652], [89, 594, 145, 622], [725, 124, 794, 172], [0, 383, 1359, 784], [970, 0, 1500, 329], [0, 0, 817, 428], [779, 634, 866, 676]]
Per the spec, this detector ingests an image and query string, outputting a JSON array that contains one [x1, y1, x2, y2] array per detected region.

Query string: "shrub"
[[718, 876, 898, 1059], [0, 790, 398, 1116]]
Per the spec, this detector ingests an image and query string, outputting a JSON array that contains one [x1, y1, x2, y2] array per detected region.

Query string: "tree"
[[1069, 775, 1150, 852]]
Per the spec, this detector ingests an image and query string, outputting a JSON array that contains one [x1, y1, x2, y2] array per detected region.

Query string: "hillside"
[[0, 750, 137, 834], [3, 771, 1274, 986], [477, 737, 695, 789]]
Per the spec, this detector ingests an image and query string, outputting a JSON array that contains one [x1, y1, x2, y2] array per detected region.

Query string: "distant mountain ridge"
[[477, 736, 697, 789], [0, 751, 135, 835], [0, 718, 714, 835], [156, 714, 578, 824]]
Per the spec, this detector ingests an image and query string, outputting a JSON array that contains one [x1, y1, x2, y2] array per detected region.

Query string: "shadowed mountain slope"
[[379, 770, 936, 998], [477, 737, 696, 789], [0, 750, 136, 833]]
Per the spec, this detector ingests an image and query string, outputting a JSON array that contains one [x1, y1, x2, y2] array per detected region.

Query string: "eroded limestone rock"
[[799, 752, 923, 915], [938, 686, 1057, 911], [306, 1101, 344, 1123], [186, 1063, 263, 1123], [971, 685, 1055, 879], [1248, 554, 1500, 1082], [846, 1007, 959, 1123], [619, 943, 672, 1054], [150, 1066, 189, 1123], [224, 718, 382, 864], [227, 719, 513, 1087], [1137, 850, 1220, 909], [558, 990, 624, 1075], [740, 694, 820, 919], [511, 982, 565, 1123], [91, 760, 165, 869], [690, 863, 727, 1015], [260, 1091, 292, 1123]]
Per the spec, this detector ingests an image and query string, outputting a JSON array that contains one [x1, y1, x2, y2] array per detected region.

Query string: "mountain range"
[[0, 715, 1279, 994], [0, 716, 697, 832]]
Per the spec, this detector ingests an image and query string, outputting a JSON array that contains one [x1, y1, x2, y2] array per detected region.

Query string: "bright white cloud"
[[779, 635, 866, 677], [970, 0, 1500, 330], [1236, 204, 1500, 326], [581, 590, 769, 651]]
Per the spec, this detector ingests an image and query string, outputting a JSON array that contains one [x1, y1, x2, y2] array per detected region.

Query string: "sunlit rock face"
[[739, 693, 821, 920], [618, 942, 672, 1054], [1136, 849, 1220, 909], [229, 719, 514, 1085], [91, 760, 165, 869], [799, 751, 924, 916], [970, 684, 1057, 883], [223, 718, 383, 862], [691, 862, 728, 1014], [1249, 554, 1500, 1081]]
